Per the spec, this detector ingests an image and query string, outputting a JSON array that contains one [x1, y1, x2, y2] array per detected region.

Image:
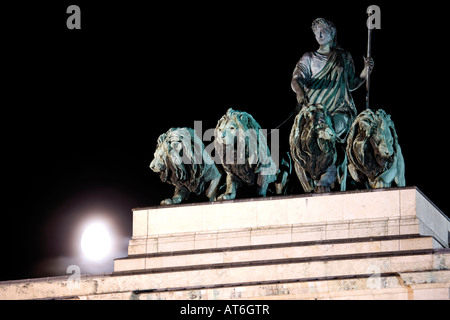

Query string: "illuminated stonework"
[[1, 187, 449, 300]]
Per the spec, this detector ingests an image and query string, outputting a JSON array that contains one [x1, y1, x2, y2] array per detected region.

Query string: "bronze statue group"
[[150, 18, 405, 205]]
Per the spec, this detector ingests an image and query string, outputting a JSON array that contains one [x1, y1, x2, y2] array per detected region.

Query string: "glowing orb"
[[81, 222, 112, 261]]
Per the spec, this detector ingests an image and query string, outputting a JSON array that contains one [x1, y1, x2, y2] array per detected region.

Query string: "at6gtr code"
[[221, 305, 269, 315]]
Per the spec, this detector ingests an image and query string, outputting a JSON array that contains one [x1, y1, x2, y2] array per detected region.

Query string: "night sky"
[[2, 1, 448, 281]]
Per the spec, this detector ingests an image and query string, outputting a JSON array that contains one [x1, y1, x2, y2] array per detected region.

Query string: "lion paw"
[[160, 198, 174, 205], [217, 193, 235, 201], [161, 197, 184, 205]]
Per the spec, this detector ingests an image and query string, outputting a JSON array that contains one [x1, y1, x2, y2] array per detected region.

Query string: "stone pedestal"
[[123, 186, 449, 258], [1, 187, 449, 300]]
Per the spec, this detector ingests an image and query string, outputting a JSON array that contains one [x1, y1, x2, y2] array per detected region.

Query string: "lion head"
[[215, 108, 261, 146], [150, 127, 209, 194], [346, 109, 404, 187], [289, 104, 337, 182], [214, 108, 276, 185]]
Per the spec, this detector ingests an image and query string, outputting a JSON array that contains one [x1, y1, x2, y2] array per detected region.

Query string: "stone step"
[[112, 250, 449, 296], [3, 250, 448, 300], [127, 215, 434, 256], [115, 235, 441, 272], [7, 249, 447, 300], [130, 270, 450, 300]]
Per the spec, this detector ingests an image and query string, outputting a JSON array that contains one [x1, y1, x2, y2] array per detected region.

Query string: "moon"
[[81, 222, 112, 261]]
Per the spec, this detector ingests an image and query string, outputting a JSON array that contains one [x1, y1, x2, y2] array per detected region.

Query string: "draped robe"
[[293, 48, 363, 142]]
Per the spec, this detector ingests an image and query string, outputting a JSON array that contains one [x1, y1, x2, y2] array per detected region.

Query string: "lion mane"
[[346, 109, 405, 188], [289, 104, 346, 193], [214, 108, 278, 199], [150, 127, 223, 205]]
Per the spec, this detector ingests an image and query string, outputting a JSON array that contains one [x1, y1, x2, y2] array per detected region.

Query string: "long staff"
[[366, 8, 374, 110]]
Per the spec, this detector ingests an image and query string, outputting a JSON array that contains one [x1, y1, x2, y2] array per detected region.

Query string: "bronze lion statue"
[[346, 109, 405, 189], [214, 108, 287, 200], [289, 104, 347, 193], [150, 127, 224, 205]]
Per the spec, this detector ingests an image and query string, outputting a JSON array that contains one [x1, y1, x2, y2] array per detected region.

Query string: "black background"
[[2, 1, 449, 281]]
